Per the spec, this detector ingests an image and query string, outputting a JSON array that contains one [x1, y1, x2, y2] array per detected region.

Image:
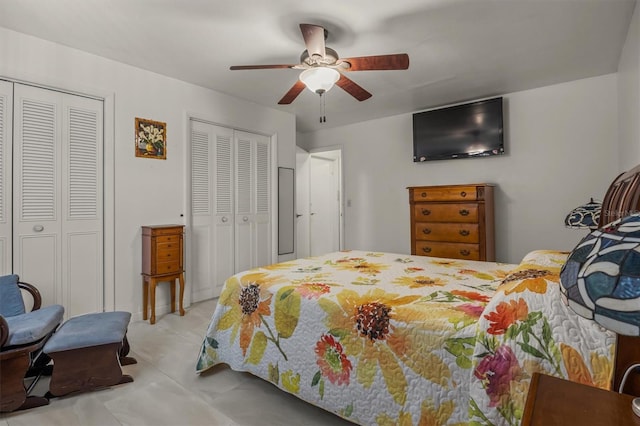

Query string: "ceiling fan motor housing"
[[300, 47, 339, 66]]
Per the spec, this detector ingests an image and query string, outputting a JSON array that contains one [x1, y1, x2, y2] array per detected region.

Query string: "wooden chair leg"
[[1, 351, 48, 412], [1, 353, 30, 412]]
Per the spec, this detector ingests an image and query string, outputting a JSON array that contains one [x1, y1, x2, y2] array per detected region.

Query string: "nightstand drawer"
[[413, 203, 478, 222], [414, 222, 479, 243], [522, 373, 640, 426]]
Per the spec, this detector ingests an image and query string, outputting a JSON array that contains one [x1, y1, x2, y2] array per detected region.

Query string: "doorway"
[[295, 147, 343, 258]]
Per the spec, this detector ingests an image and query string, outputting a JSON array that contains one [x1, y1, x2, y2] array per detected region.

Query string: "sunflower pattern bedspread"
[[196, 250, 615, 425]]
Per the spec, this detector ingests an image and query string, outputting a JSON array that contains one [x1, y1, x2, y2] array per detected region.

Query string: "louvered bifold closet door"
[[0, 81, 12, 275], [234, 131, 270, 273], [62, 92, 104, 317], [13, 84, 103, 317], [190, 120, 234, 300]]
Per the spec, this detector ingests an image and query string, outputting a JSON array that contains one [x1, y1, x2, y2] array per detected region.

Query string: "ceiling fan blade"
[[339, 54, 409, 71], [335, 74, 372, 101], [300, 23, 326, 58], [278, 80, 307, 105], [230, 64, 296, 70]]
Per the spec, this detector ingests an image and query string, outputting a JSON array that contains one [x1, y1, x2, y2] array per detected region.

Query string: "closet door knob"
[[221, 217, 228, 223], [243, 216, 249, 222], [33, 225, 44, 232]]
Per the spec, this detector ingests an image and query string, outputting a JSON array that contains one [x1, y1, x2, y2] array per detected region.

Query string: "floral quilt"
[[196, 250, 615, 425]]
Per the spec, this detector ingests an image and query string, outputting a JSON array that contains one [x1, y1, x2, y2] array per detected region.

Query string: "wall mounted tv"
[[413, 97, 504, 162]]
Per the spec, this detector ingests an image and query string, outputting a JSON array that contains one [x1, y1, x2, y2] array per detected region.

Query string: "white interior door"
[[12, 83, 103, 317], [0, 81, 13, 275], [295, 147, 310, 258], [309, 152, 341, 255]]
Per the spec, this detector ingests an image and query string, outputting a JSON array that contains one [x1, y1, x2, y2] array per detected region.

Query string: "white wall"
[[0, 27, 296, 316], [618, 2, 640, 170], [299, 74, 618, 264]]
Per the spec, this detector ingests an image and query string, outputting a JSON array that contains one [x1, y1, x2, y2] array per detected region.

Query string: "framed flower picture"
[[135, 117, 166, 159]]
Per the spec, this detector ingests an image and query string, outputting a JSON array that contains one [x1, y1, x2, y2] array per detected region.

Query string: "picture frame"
[[135, 117, 166, 159]]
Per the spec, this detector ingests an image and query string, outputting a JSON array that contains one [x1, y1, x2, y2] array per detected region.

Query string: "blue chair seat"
[[4, 305, 64, 347]]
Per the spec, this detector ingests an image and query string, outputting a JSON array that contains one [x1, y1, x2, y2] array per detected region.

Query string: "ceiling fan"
[[230, 23, 410, 105]]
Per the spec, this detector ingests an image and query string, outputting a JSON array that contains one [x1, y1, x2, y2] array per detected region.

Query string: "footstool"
[[43, 311, 137, 397]]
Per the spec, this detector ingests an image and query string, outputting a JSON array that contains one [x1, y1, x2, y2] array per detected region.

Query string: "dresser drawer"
[[156, 235, 180, 244], [157, 240, 180, 252], [414, 241, 480, 260], [154, 260, 182, 275], [156, 246, 180, 262], [147, 226, 183, 237], [414, 222, 479, 243], [412, 186, 479, 202], [414, 203, 479, 223]]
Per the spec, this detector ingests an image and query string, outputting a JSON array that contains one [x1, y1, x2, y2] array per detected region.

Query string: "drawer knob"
[[421, 192, 427, 197], [459, 230, 470, 236], [460, 249, 471, 256], [459, 209, 470, 216], [422, 247, 432, 253], [460, 191, 467, 197], [422, 228, 432, 235], [421, 208, 431, 216]]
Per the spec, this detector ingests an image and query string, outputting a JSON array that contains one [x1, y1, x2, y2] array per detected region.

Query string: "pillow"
[[0, 274, 26, 317]]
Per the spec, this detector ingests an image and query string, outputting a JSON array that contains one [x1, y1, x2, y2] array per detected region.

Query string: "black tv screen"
[[413, 97, 504, 162]]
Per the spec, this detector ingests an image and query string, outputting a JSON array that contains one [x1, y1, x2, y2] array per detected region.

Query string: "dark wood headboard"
[[599, 164, 640, 394], [599, 163, 640, 228]]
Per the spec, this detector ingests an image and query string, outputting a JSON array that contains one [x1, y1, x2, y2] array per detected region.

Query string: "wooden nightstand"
[[141, 225, 185, 324], [522, 372, 640, 426]]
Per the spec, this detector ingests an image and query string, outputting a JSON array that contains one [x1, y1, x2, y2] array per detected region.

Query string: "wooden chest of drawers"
[[141, 225, 185, 324], [408, 184, 495, 261], [142, 225, 184, 275]]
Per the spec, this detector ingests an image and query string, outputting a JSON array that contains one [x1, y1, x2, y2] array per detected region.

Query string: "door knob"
[[296, 214, 303, 218], [243, 216, 249, 222], [33, 225, 44, 232], [221, 217, 228, 223]]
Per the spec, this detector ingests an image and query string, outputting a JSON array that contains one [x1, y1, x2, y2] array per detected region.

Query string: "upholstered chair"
[[0, 274, 64, 412]]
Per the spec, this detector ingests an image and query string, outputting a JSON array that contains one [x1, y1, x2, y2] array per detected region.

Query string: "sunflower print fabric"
[[196, 250, 615, 426]]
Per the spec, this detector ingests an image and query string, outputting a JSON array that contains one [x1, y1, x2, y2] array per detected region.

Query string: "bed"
[[196, 164, 640, 425]]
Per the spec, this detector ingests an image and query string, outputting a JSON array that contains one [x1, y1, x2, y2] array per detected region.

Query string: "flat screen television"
[[413, 97, 504, 162]]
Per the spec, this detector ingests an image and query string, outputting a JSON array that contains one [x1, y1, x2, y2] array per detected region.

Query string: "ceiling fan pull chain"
[[319, 91, 326, 123]]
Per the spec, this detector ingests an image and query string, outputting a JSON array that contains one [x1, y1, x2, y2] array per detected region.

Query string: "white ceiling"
[[0, 0, 635, 133]]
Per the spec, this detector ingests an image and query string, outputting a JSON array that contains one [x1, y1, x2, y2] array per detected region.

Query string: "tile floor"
[[0, 299, 353, 426]]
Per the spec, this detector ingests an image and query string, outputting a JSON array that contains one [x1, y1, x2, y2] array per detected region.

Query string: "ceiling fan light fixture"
[[299, 67, 340, 94]]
